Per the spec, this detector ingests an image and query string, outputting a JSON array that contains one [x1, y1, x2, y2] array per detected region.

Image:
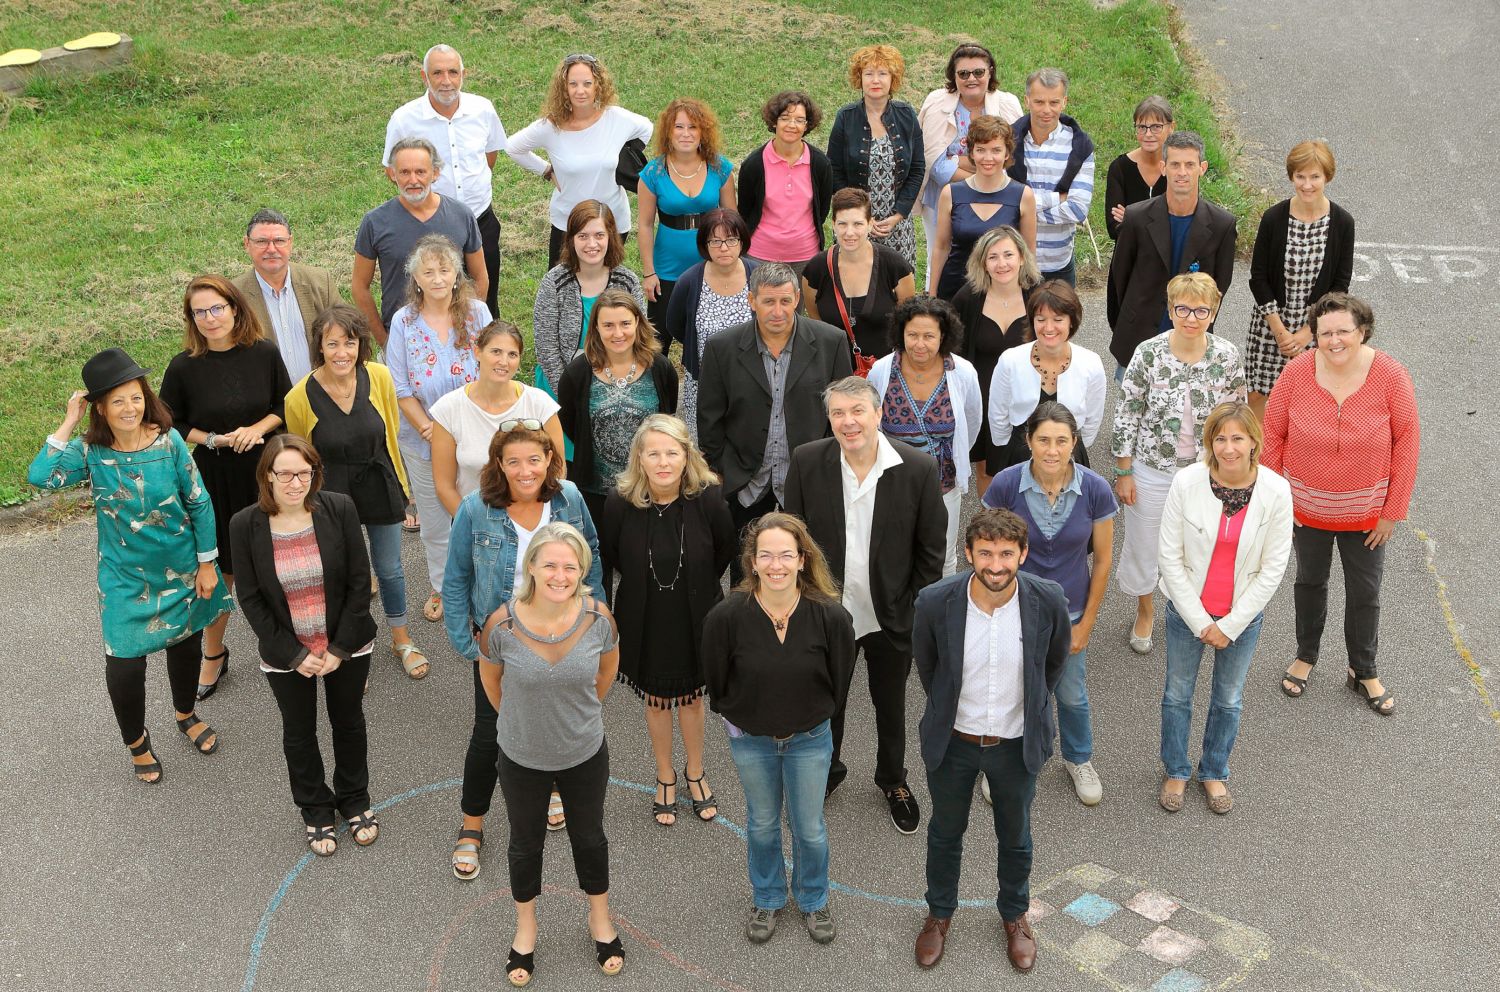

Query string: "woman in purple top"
[[981, 401, 1116, 806]]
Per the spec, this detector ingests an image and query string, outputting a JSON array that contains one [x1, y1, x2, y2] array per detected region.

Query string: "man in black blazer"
[[784, 377, 946, 834], [698, 262, 853, 577], [910, 508, 1070, 974], [1106, 130, 1237, 372]]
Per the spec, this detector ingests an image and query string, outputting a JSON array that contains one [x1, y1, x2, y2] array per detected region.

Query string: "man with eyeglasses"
[[383, 44, 510, 316], [1107, 130, 1236, 376], [232, 208, 340, 384]]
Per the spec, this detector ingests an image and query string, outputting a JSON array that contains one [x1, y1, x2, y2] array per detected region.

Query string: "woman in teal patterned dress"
[[29, 349, 234, 783]]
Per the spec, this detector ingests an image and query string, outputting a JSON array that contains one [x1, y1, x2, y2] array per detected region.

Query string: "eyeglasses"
[[754, 551, 800, 565], [955, 68, 989, 80], [707, 237, 741, 249], [1316, 327, 1361, 341], [271, 470, 314, 483], [1171, 304, 1215, 321], [777, 115, 808, 126], [500, 418, 544, 432], [249, 237, 290, 249], [191, 304, 231, 320], [563, 53, 598, 66], [1135, 122, 1168, 134]]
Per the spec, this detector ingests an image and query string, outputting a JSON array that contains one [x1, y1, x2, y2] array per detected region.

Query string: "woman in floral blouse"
[[1112, 273, 1246, 654]]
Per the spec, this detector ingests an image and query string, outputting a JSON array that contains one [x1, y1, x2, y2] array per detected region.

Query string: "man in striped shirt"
[[1008, 68, 1095, 285]]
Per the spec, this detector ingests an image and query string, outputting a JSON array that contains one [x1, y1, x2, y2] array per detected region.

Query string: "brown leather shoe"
[[1003, 914, 1036, 973], [915, 915, 950, 968]]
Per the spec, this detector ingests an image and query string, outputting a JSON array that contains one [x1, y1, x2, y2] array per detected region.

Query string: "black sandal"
[[128, 730, 163, 784], [594, 934, 624, 975], [653, 777, 677, 827], [505, 946, 534, 988], [1280, 670, 1308, 698], [347, 810, 380, 846], [176, 713, 219, 754], [306, 824, 337, 857], [683, 765, 717, 822], [196, 648, 229, 701], [1346, 672, 1396, 715]]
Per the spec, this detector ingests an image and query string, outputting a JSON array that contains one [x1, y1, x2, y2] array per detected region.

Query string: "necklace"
[[1030, 343, 1071, 391], [319, 370, 357, 403], [606, 362, 638, 389], [668, 157, 703, 180], [755, 591, 800, 632], [647, 501, 686, 591]]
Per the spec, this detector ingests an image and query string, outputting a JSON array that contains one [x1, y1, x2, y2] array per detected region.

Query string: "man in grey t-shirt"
[[353, 136, 487, 346]]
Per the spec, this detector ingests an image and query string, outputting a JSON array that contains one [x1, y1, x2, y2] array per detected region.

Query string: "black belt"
[[657, 211, 704, 231]]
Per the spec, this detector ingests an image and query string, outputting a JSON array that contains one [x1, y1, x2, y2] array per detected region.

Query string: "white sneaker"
[[979, 774, 992, 805], [1063, 760, 1103, 806]]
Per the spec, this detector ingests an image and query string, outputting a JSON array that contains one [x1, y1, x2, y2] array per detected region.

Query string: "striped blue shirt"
[[1020, 122, 1095, 273]]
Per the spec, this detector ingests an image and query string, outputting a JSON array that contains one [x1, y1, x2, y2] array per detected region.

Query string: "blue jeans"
[[365, 522, 408, 626], [727, 720, 832, 912], [1041, 257, 1077, 287], [1160, 601, 1263, 782], [925, 735, 1036, 920], [1054, 642, 1092, 764]]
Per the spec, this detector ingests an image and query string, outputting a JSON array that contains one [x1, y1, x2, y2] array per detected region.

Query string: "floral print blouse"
[[1111, 333, 1247, 473]]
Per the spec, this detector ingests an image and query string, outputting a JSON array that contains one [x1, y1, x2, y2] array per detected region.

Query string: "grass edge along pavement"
[[0, 0, 1259, 505]]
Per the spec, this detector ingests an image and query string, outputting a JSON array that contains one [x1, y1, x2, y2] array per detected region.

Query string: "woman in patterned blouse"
[[1112, 273, 1247, 655]]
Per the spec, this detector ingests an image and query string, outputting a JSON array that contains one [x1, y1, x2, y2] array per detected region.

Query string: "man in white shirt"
[[231, 208, 340, 384], [383, 44, 508, 314], [911, 508, 1070, 973], [784, 377, 946, 835]]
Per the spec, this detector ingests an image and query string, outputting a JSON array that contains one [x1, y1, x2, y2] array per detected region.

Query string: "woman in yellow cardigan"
[[283, 304, 427, 679]]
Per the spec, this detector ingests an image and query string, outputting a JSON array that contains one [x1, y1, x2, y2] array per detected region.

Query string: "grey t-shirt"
[[490, 599, 618, 771], [353, 195, 482, 328]]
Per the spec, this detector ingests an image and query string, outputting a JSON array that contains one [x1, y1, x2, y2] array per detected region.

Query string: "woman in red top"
[[1261, 293, 1419, 715]]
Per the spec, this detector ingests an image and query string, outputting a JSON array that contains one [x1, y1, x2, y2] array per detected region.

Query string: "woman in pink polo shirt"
[[736, 91, 833, 280], [1262, 292, 1419, 717]]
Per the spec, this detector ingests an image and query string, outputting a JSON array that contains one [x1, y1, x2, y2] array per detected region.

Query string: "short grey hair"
[[388, 135, 444, 173], [1026, 67, 1069, 94], [1164, 130, 1206, 163], [245, 208, 290, 237], [748, 262, 800, 297], [822, 376, 880, 412], [423, 44, 463, 74]]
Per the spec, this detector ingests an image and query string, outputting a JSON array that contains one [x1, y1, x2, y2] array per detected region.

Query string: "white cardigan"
[[1157, 462, 1294, 641], [868, 353, 984, 494], [988, 342, 1107, 448]]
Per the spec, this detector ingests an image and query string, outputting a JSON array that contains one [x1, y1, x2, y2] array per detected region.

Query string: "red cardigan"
[[1261, 350, 1419, 531]]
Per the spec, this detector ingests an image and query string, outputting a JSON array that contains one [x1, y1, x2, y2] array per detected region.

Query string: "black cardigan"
[[229, 491, 375, 671], [665, 257, 760, 379], [1249, 198, 1355, 317], [826, 100, 925, 219], [737, 141, 834, 249], [557, 352, 679, 491]]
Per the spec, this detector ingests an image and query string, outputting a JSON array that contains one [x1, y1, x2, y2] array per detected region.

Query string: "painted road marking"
[[1349, 240, 1499, 285]]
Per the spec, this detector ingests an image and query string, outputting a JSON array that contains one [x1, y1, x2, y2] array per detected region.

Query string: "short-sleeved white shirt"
[[429, 382, 561, 498], [384, 92, 507, 217]]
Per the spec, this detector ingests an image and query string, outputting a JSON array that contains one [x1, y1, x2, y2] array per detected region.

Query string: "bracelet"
[[205, 433, 218, 450], [643, 272, 656, 278], [1115, 467, 1133, 477]]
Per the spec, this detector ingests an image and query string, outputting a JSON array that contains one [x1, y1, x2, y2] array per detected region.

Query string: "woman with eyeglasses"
[[702, 512, 856, 946], [1104, 96, 1173, 241], [284, 304, 424, 681], [666, 208, 757, 442], [636, 97, 736, 340], [231, 435, 382, 853], [506, 52, 653, 271], [737, 90, 833, 280], [928, 114, 1036, 300], [160, 275, 292, 702], [915, 42, 1024, 290], [443, 424, 602, 880], [1112, 273, 1246, 656]]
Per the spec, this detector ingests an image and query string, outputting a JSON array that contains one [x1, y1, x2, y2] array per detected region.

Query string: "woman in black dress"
[[1104, 95, 1173, 240], [160, 274, 292, 701], [952, 225, 1040, 492], [599, 414, 736, 826]]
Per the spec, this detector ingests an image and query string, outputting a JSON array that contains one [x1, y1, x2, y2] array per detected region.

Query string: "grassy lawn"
[[0, 0, 1251, 500]]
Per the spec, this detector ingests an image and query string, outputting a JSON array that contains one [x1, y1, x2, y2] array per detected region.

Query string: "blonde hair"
[[1166, 271, 1222, 309], [965, 226, 1041, 293], [614, 415, 720, 508], [736, 512, 841, 604], [403, 234, 479, 334], [513, 521, 594, 604], [543, 55, 617, 127], [1201, 401, 1263, 473], [1285, 139, 1336, 181], [848, 44, 906, 94]]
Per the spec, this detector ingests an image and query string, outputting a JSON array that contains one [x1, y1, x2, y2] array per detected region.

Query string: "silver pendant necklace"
[[606, 363, 638, 389], [647, 501, 685, 591]]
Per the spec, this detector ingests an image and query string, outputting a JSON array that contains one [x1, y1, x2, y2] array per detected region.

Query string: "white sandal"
[[546, 791, 566, 831], [392, 641, 429, 680]]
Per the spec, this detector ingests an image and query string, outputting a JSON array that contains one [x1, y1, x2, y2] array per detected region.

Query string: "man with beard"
[[909, 507, 1070, 974], [383, 44, 509, 315], [353, 136, 487, 346]]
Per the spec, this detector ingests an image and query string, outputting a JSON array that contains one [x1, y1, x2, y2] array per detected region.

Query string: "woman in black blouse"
[[801, 188, 916, 373], [702, 512, 856, 946], [1104, 96, 1173, 241], [160, 274, 292, 701], [599, 415, 736, 827]]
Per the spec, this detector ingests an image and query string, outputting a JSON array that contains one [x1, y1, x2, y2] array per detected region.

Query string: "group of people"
[[31, 38, 1423, 986]]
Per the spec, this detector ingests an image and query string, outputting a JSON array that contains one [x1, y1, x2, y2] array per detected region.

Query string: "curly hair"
[[890, 294, 964, 356], [652, 97, 723, 163], [760, 91, 822, 134], [848, 44, 906, 94], [403, 233, 478, 333], [542, 53, 617, 127]]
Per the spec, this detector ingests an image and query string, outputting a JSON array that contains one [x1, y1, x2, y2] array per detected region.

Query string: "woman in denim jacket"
[[442, 423, 603, 880]]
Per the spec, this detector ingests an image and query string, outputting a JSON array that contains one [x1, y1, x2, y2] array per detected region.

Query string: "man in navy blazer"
[[911, 507, 1070, 973]]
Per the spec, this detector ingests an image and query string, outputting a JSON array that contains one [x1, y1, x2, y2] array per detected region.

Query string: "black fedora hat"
[[82, 348, 152, 401]]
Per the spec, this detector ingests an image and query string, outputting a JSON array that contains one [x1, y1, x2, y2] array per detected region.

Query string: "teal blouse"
[[28, 428, 233, 657]]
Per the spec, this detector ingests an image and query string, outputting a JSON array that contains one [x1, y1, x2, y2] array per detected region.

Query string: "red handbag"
[[826, 247, 875, 377]]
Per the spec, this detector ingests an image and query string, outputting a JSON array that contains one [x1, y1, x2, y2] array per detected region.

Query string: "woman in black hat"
[[29, 349, 235, 783]]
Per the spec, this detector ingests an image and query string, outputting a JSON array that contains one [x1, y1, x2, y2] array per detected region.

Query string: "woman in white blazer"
[[988, 280, 1106, 471], [868, 295, 983, 575], [1156, 401, 1292, 816]]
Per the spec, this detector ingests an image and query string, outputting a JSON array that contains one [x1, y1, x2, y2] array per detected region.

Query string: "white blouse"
[[988, 342, 1107, 448], [430, 382, 561, 499], [507, 106, 653, 232]]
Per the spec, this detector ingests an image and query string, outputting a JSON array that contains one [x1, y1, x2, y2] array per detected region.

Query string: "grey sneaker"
[[746, 907, 780, 944], [1063, 760, 1103, 806], [804, 907, 837, 944]]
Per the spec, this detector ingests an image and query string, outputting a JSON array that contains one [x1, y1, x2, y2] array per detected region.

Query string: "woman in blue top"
[[442, 424, 602, 882], [981, 402, 1116, 807], [637, 97, 736, 343], [30, 349, 233, 783], [928, 115, 1036, 300]]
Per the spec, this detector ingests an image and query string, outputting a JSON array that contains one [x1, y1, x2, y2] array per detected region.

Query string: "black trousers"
[[496, 741, 610, 902], [580, 489, 615, 606], [1294, 524, 1386, 679], [462, 655, 500, 818], [548, 225, 629, 271], [728, 487, 780, 585], [646, 279, 677, 351], [477, 206, 502, 317], [829, 628, 912, 791], [925, 735, 1036, 920], [105, 630, 202, 745], [265, 655, 372, 827]]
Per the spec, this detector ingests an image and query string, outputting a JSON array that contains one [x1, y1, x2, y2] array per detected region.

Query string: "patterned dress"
[[1245, 213, 1330, 395], [586, 374, 658, 495], [868, 136, 918, 267], [881, 356, 959, 492], [682, 280, 752, 443]]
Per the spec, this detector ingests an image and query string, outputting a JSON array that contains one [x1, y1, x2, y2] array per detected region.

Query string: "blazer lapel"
[[944, 578, 968, 690], [735, 327, 772, 397], [822, 442, 848, 572], [783, 317, 818, 392], [1181, 199, 1218, 273], [292, 265, 321, 333], [1148, 199, 1172, 268]]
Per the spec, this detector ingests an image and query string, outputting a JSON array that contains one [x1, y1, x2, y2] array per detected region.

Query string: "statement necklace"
[[606, 362, 638, 389], [755, 591, 800, 633]]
